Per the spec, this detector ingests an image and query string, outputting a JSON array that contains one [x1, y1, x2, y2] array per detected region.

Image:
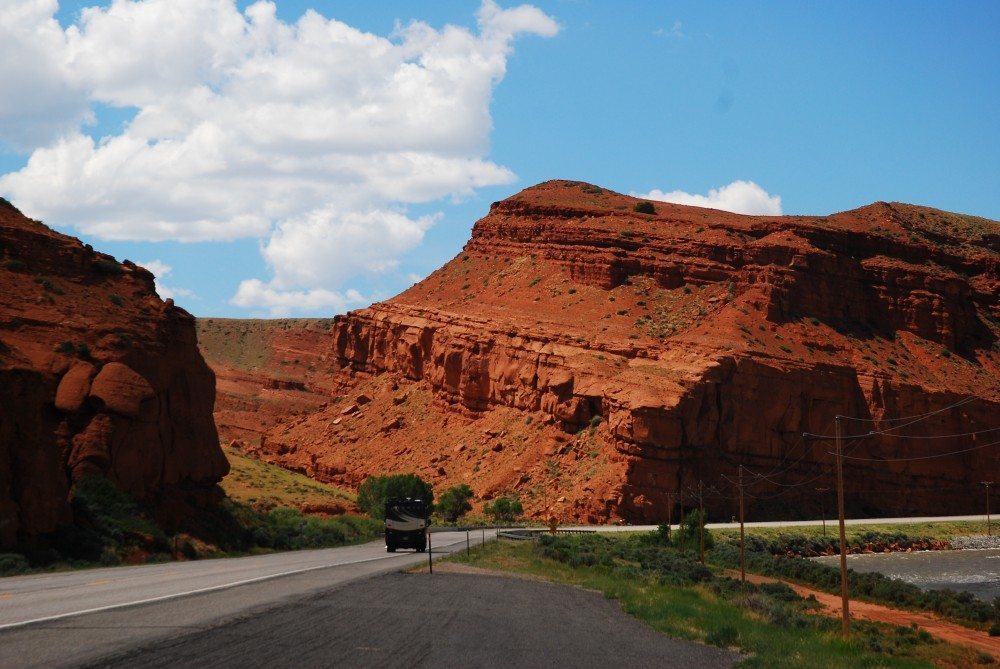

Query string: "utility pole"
[[834, 416, 850, 639], [665, 491, 675, 541], [698, 480, 706, 565], [738, 465, 746, 584], [983, 482, 994, 536], [816, 487, 830, 537]]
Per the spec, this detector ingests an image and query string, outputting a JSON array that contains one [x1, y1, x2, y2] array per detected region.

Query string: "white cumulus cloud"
[[231, 279, 364, 317], [140, 259, 195, 302], [639, 180, 782, 215], [0, 0, 89, 150], [263, 209, 439, 289], [0, 0, 558, 314]]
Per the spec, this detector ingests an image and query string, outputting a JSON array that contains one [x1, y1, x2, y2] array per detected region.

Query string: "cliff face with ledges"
[[195, 318, 343, 446], [0, 199, 227, 547], [254, 181, 1000, 523]]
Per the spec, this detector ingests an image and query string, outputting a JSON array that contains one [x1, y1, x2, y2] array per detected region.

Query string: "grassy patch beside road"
[[221, 445, 355, 512], [714, 520, 991, 545], [449, 535, 991, 668], [2, 458, 378, 577]]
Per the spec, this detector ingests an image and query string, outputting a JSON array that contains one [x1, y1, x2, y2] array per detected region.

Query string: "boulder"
[[89, 362, 155, 417], [54, 362, 95, 412], [0, 202, 225, 548]]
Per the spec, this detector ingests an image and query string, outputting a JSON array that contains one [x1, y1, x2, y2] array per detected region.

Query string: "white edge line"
[[0, 536, 476, 632]]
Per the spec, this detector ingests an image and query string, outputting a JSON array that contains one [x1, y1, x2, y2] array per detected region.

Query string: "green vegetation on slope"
[[451, 534, 989, 668], [713, 520, 993, 546], [1, 467, 379, 577], [709, 534, 999, 629], [221, 445, 354, 511]]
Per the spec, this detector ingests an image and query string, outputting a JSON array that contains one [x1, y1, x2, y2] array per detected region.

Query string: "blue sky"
[[2, 1, 997, 317]]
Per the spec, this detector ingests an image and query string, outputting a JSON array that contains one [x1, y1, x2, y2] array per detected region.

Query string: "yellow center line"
[[0, 593, 12, 599], [86, 579, 111, 587]]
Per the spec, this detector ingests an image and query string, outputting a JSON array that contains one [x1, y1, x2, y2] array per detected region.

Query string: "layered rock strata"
[[255, 181, 1000, 522], [0, 199, 227, 547]]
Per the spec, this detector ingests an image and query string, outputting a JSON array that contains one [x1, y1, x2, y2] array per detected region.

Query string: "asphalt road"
[[0, 514, 982, 668], [0, 530, 490, 668], [90, 572, 739, 669], [571, 514, 988, 533]]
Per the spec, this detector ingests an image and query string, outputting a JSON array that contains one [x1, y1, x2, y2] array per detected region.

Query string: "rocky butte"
[[0, 198, 228, 548], [225, 180, 999, 524]]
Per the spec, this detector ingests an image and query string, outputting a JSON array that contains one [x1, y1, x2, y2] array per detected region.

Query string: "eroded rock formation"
[[244, 181, 999, 523], [0, 198, 227, 547]]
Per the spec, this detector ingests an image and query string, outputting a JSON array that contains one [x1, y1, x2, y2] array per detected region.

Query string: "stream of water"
[[813, 549, 1000, 601]]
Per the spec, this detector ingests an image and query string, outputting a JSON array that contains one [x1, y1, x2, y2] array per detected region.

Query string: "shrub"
[[356, 474, 433, 519], [110, 294, 124, 306], [708, 534, 996, 626], [633, 201, 656, 215], [654, 523, 671, 544], [0, 553, 30, 576], [92, 258, 123, 275], [2, 259, 27, 272], [437, 483, 474, 523], [483, 494, 523, 523], [47, 475, 170, 563], [705, 625, 738, 647], [34, 276, 64, 295], [673, 509, 713, 553], [589, 414, 603, 428], [55, 341, 91, 359]]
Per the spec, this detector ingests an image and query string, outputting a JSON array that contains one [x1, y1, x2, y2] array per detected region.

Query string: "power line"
[[803, 425, 999, 441], [753, 417, 835, 480], [867, 426, 1000, 440], [836, 395, 977, 424], [832, 437, 1000, 462]]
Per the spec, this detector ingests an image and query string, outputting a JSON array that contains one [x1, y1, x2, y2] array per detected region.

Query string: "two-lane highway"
[[0, 530, 491, 668], [0, 515, 986, 668]]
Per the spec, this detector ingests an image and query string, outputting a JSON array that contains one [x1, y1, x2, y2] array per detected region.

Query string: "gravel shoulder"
[[91, 572, 741, 669]]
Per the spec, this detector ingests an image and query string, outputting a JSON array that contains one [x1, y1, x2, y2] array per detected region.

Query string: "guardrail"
[[497, 528, 596, 541]]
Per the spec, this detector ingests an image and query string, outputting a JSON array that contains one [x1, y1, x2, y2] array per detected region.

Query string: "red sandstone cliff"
[[245, 181, 1000, 523], [196, 318, 343, 447], [0, 198, 228, 548]]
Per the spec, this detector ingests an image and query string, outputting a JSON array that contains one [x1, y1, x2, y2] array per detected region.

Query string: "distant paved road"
[[92, 572, 739, 669], [569, 514, 988, 533]]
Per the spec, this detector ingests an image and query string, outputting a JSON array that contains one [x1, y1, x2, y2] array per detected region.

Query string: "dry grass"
[[220, 446, 355, 512]]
